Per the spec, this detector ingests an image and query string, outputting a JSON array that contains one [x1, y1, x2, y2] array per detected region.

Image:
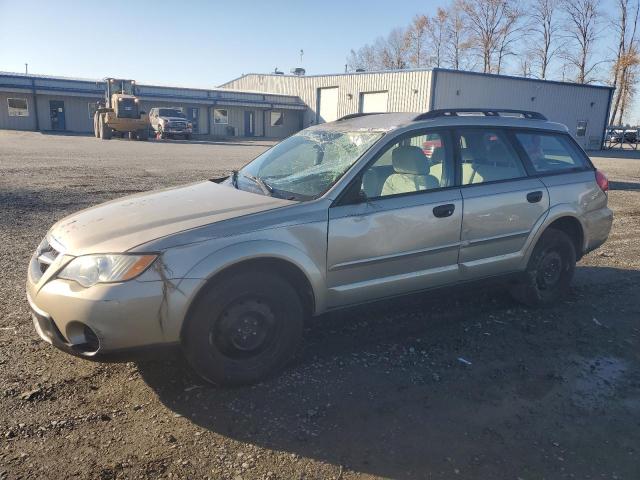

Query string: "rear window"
[[515, 132, 589, 173]]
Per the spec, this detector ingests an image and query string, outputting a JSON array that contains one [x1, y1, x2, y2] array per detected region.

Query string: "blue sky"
[[0, 0, 633, 120]]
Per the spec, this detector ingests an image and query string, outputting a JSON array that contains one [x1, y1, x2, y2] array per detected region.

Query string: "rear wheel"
[[137, 128, 148, 141], [182, 271, 304, 386], [510, 228, 576, 307], [99, 115, 112, 140]]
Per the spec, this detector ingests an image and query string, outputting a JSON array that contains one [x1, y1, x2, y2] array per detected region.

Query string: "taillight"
[[595, 169, 609, 192]]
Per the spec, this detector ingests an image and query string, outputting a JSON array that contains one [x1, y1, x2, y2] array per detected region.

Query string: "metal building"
[[0, 72, 305, 138], [220, 68, 614, 150]]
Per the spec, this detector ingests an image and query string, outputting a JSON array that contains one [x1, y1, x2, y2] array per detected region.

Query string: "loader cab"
[[104, 78, 140, 119]]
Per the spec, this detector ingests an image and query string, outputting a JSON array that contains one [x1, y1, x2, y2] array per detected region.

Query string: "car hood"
[[162, 117, 187, 122], [49, 181, 294, 255]]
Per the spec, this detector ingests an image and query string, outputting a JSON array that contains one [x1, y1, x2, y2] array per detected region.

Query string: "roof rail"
[[336, 112, 384, 121], [415, 109, 547, 121]]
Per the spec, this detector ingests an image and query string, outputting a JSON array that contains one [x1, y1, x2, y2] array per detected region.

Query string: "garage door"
[[317, 87, 339, 123], [360, 91, 388, 113]]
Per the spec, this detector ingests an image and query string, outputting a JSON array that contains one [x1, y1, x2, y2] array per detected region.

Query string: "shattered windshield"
[[237, 129, 383, 200]]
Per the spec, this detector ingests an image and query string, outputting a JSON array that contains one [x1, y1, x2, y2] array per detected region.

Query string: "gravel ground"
[[1, 131, 639, 480]]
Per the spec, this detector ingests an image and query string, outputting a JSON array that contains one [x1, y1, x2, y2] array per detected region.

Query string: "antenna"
[[25, 63, 28, 75], [299, 49, 304, 63]]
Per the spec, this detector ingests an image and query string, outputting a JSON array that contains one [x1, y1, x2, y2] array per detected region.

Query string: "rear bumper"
[[583, 206, 614, 254]]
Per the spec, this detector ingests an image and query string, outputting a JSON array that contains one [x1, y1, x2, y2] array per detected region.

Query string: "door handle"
[[527, 191, 543, 203], [433, 203, 455, 218]]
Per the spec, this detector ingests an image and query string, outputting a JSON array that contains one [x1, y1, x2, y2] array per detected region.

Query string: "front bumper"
[[26, 267, 173, 358]]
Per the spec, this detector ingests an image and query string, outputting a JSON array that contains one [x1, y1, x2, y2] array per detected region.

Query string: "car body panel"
[[459, 178, 550, 279], [48, 181, 294, 255], [327, 188, 462, 306]]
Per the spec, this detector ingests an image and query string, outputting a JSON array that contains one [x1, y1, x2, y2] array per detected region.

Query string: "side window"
[[457, 129, 526, 185], [515, 132, 589, 173], [360, 131, 451, 198]]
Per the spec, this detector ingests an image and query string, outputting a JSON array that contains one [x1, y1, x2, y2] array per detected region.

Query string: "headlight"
[[58, 254, 157, 287]]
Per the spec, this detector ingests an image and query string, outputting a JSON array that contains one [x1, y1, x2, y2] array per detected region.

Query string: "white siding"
[[220, 70, 433, 127], [431, 70, 612, 149]]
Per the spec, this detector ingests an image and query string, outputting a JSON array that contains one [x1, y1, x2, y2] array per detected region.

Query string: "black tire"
[[99, 115, 112, 140], [137, 128, 148, 141], [93, 114, 100, 138], [510, 228, 576, 307], [128, 131, 136, 140], [185, 133, 192, 140], [182, 271, 304, 386]]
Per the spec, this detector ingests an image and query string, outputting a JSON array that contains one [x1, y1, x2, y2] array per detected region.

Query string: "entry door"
[[455, 128, 549, 279], [187, 107, 199, 133], [49, 100, 66, 131], [326, 130, 462, 307], [244, 111, 255, 137], [317, 87, 338, 123]]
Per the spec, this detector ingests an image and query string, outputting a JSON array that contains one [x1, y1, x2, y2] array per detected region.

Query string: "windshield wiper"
[[240, 172, 273, 196]]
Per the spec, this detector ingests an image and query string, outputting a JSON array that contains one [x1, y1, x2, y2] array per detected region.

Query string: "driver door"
[[326, 129, 463, 307]]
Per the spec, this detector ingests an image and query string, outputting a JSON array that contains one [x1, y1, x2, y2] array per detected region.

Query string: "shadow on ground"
[[138, 266, 640, 479]]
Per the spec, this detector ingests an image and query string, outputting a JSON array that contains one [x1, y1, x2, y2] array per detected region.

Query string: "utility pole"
[[299, 49, 304, 64], [25, 63, 28, 74]]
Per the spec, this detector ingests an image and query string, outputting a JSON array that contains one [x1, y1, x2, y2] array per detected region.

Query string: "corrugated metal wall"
[[220, 71, 433, 127], [36, 94, 101, 132], [0, 91, 37, 130], [221, 69, 613, 149], [431, 70, 612, 149], [0, 73, 305, 138]]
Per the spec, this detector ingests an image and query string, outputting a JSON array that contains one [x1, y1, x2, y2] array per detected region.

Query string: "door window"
[[457, 129, 526, 185], [515, 132, 589, 173], [360, 131, 452, 198]]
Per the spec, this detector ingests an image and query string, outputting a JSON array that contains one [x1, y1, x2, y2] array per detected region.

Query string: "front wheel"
[[510, 228, 576, 307], [182, 271, 304, 386]]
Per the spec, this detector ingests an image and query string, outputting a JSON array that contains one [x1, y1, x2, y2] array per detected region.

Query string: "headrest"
[[430, 146, 445, 164], [392, 146, 429, 175]]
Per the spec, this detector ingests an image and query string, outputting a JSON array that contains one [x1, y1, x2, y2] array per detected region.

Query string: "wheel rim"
[[536, 249, 563, 290], [211, 297, 277, 358]]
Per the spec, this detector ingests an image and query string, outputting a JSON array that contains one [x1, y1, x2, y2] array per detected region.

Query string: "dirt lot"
[[1, 131, 639, 480]]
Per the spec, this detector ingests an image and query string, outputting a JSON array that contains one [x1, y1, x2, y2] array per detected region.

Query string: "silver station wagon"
[[27, 109, 613, 385]]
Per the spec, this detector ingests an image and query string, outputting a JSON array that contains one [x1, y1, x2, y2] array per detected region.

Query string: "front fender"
[[161, 239, 328, 342]]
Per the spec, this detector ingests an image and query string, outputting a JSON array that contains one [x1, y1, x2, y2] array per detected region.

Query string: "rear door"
[[455, 128, 549, 279], [327, 129, 462, 307]]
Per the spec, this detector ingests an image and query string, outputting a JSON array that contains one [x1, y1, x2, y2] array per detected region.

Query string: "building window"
[[213, 109, 228, 124], [270, 111, 284, 126], [88, 102, 98, 119], [8, 98, 29, 117]]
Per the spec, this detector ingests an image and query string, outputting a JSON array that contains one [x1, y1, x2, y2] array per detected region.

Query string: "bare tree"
[[426, 8, 450, 67], [460, 0, 522, 73], [528, 0, 561, 79], [610, 0, 640, 123], [495, 5, 526, 73], [446, 3, 473, 70], [561, 0, 602, 83], [405, 15, 430, 67], [377, 28, 411, 69], [346, 44, 379, 71]]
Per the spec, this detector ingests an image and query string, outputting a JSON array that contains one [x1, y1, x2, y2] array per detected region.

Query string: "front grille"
[[33, 237, 62, 280], [169, 121, 187, 128]]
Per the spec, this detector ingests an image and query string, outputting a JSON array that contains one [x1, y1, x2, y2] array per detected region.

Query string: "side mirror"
[[341, 179, 368, 205]]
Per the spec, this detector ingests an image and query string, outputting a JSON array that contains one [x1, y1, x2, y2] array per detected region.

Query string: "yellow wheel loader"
[[93, 78, 150, 140]]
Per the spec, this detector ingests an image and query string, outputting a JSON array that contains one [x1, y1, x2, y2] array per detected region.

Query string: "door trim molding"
[[329, 242, 460, 272]]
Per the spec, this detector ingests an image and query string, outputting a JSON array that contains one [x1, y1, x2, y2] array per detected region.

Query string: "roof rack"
[[415, 109, 547, 121], [336, 112, 384, 121]]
